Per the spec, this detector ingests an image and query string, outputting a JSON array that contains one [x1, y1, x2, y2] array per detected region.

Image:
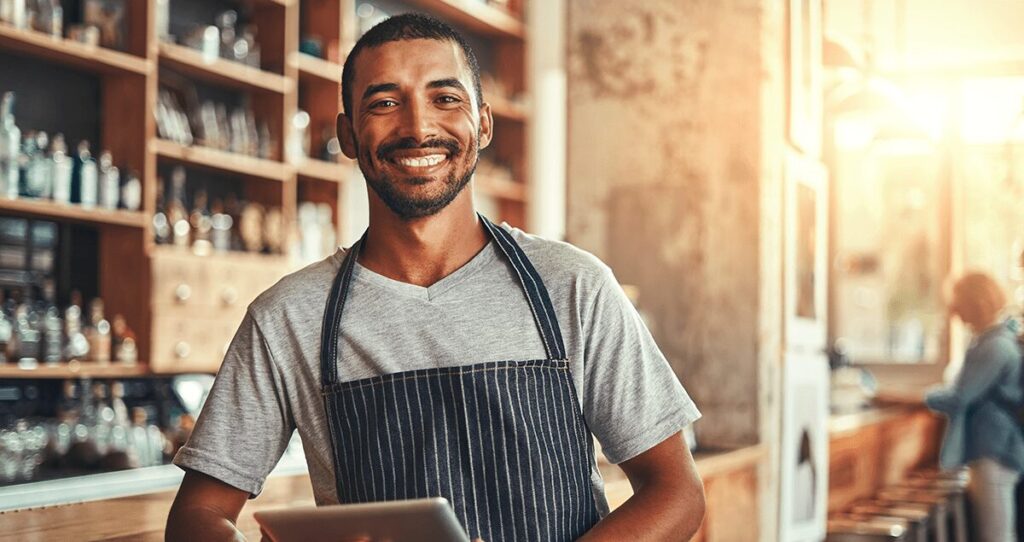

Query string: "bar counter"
[[0, 445, 767, 541]]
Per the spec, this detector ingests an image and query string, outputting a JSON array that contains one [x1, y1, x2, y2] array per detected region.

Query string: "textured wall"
[[566, 0, 770, 448]]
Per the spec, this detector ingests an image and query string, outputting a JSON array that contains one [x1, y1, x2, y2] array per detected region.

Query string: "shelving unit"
[[0, 0, 530, 376]]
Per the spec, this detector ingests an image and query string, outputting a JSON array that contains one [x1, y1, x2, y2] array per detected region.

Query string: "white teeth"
[[395, 154, 446, 168]]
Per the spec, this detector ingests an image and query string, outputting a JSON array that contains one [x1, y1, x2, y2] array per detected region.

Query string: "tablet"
[[253, 497, 471, 542]]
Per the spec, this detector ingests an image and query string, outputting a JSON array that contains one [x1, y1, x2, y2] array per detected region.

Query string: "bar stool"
[[827, 516, 909, 542], [848, 502, 933, 542], [876, 489, 952, 542], [896, 478, 969, 542]]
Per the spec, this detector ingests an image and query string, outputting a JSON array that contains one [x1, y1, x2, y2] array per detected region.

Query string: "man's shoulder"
[[500, 224, 613, 288], [247, 249, 345, 321]]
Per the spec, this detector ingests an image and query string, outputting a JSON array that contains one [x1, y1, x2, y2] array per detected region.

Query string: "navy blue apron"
[[319, 216, 601, 541]]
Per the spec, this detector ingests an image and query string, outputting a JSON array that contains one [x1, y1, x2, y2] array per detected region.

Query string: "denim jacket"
[[925, 319, 1024, 472]]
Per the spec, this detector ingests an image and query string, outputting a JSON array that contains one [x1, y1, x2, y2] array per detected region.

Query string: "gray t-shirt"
[[174, 224, 700, 514]]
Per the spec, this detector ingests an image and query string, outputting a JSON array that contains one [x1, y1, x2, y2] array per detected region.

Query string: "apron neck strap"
[[320, 215, 567, 387]]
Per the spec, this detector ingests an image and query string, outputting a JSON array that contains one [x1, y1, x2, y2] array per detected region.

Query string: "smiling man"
[[166, 13, 705, 542]]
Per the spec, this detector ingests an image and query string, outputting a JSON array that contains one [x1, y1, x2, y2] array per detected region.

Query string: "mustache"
[[376, 137, 461, 162]]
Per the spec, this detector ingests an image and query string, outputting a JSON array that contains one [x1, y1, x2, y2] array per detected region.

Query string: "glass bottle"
[[0, 92, 21, 199], [50, 134, 73, 204], [63, 291, 90, 362], [86, 298, 111, 363], [97, 150, 119, 210], [153, 175, 170, 244], [0, 291, 11, 364], [120, 170, 141, 211], [24, 130, 51, 199], [190, 188, 212, 253], [72, 141, 98, 207], [168, 166, 190, 248], [17, 132, 36, 198], [39, 280, 62, 365], [13, 301, 40, 365]]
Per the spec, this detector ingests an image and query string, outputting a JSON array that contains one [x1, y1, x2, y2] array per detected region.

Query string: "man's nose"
[[397, 98, 438, 142]]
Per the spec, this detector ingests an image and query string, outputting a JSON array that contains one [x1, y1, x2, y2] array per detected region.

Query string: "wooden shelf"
[[297, 158, 349, 183], [489, 95, 527, 122], [151, 139, 293, 182], [403, 0, 525, 39], [158, 42, 292, 95], [292, 53, 342, 85], [476, 175, 526, 201], [0, 24, 149, 76], [0, 198, 148, 228], [0, 362, 149, 379]]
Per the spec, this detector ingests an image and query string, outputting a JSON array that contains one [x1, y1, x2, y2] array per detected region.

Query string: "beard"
[[359, 134, 479, 220]]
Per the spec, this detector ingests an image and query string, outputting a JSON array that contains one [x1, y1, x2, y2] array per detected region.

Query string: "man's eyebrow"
[[362, 82, 399, 101], [427, 78, 468, 93]]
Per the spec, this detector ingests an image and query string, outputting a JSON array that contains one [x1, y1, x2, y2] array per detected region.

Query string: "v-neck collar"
[[348, 238, 500, 302]]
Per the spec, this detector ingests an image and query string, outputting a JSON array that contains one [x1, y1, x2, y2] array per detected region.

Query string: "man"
[[167, 13, 704, 542]]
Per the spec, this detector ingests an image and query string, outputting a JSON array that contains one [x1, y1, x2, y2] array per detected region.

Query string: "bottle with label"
[[63, 291, 90, 362], [50, 134, 73, 204], [97, 150, 120, 210], [24, 131, 52, 199], [72, 141, 98, 207], [0, 92, 21, 199], [86, 298, 111, 363]]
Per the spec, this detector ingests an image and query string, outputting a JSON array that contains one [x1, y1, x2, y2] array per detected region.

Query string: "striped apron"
[[319, 216, 601, 541]]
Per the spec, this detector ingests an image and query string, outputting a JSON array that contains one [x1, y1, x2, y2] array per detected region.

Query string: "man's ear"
[[337, 113, 357, 159], [478, 102, 494, 150]]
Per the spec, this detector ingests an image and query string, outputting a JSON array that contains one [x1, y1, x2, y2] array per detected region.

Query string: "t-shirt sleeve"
[[581, 266, 701, 464], [172, 311, 296, 497]]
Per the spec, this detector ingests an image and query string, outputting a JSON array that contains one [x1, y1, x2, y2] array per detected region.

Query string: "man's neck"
[[359, 192, 490, 288]]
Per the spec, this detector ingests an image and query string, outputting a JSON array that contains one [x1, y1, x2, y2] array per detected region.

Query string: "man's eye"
[[437, 95, 461, 104], [370, 99, 398, 109]]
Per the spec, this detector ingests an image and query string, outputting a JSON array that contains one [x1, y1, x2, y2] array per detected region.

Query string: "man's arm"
[[166, 470, 251, 542], [579, 432, 705, 542]]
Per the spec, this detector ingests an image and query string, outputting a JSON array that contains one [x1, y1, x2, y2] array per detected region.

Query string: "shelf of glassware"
[[157, 42, 292, 95], [0, 361, 149, 379], [0, 197, 148, 229], [150, 139, 293, 183], [402, 0, 524, 38], [0, 24, 150, 76]]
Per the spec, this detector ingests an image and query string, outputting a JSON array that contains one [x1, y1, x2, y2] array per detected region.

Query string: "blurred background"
[[0, 0, 1022, 540]]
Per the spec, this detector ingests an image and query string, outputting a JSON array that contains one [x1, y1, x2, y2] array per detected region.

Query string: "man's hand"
[[578, 432, 705, 541], [167, 470, 250, 541]]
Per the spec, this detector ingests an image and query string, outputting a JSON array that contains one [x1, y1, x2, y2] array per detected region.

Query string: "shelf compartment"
[[151, 139, 293, 182], [403, 0, 525, 39], [476, 175, 526, 202], [292, 53, 343, 85], [158, 42, 293, 95], [297, 158, 349, 183], [0, 362, 149, 379], [0, 25, 150, 76], [0, 198, 148, 228]]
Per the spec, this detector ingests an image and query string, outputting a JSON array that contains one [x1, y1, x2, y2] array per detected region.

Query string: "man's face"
[[339, 39, 492, 220]]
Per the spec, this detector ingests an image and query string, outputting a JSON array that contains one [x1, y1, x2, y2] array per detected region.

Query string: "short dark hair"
[[341, 13, 483, 118]]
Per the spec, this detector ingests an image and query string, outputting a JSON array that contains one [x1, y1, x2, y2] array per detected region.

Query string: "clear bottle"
[[120, 170, 141, 211], [0, 291, 11, 364], [0, 92, 21, 199], [168, 166, 190, 248], [39, 280, 62, 365], [72, 141, 98, 207], [24, 131, 51, 199], [13, 301, 40, 365], [97, 150, 120, 210], [50, 134, 73, 204], [17, 132, 35, 198], [41, 0, 62, 37], [86, 298, 111, 364], [63, 291, 90, 362], [153, 175, 170, 244]]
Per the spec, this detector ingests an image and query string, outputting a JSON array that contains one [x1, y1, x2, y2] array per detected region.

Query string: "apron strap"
[[320, 215, 567, 387], [479, 215, 567, 361]]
